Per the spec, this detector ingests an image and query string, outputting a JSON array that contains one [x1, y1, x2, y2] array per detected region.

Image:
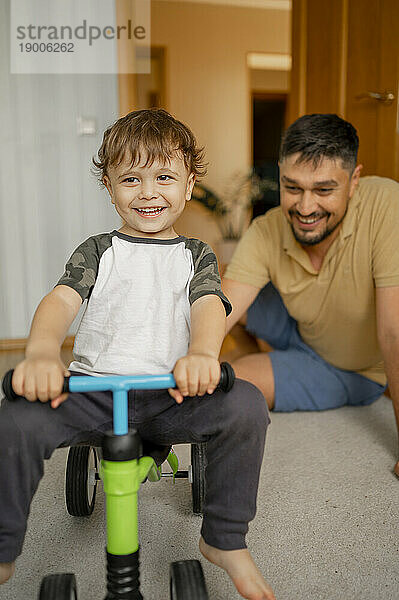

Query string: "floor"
[[1, 349, 399, 599]]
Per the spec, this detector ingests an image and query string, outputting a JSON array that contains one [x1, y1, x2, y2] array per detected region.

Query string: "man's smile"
[[290, 211, 328, 230]]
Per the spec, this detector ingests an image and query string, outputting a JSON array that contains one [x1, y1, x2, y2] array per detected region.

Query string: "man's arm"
[[169, 294, 226, 403], [375, 285, 399, 476], [222, 278, 261, 334]]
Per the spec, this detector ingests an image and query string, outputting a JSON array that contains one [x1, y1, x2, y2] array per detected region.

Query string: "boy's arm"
[[169, 294, 226, 404], [12, 285, 82, 408]]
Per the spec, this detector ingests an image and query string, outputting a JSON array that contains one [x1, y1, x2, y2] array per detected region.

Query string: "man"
[[222, 113, 399, 476]]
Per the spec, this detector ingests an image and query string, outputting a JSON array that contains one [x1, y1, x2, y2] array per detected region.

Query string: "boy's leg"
[[0, 381, 114, 569], [0, 562, 14, 585], [136, 379, 269, 549], [135, 379, 274, 599]]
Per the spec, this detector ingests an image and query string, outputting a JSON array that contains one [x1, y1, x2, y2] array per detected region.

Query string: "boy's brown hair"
[[93, 108, 207, 183]]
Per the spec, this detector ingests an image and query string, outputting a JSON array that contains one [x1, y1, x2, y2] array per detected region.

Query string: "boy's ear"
[[186, 173, 196, 201], [103, 175, 114, 203]]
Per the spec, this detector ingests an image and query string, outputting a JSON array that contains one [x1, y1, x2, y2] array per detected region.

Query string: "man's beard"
[[289, 206, 348, 247]]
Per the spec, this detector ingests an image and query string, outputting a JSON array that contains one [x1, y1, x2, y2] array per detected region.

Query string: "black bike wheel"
[[39, 573, 77, 600], [190, 443, 206, 515], [170, 560, 209, 600], [65, 446, 98, 517]]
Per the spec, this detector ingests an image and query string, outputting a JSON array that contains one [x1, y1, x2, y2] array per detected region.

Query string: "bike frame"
[[67, 373, 176, 597]]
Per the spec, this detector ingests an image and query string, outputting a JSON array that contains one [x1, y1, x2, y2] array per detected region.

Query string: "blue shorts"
[[246, 283, 386, 412]]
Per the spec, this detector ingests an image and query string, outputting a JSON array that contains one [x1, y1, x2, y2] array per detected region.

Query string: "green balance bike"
[[2, 362, 235, 599]]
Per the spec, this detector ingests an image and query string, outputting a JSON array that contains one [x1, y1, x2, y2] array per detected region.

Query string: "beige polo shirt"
[[225, 176, 399, 385]]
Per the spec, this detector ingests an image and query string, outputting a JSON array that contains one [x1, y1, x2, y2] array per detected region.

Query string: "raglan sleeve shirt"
[[54, 232, 231, 376], [56, 235, 103, 302], [186, 239, 232, 314]]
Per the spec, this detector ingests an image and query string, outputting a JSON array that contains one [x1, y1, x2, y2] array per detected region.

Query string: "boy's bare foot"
[[199, 537, 276, 600], [0, 561, 15, 585]]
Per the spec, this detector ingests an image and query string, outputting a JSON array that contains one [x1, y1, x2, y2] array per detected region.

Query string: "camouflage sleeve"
[[55, 236, 102, 301], [186, 239, 232, 316]]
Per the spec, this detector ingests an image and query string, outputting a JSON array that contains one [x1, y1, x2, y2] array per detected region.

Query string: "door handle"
[[355, 90, 395, 105]]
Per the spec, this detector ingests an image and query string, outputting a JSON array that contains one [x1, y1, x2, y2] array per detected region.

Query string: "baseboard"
[[0, 336, 75, 352]]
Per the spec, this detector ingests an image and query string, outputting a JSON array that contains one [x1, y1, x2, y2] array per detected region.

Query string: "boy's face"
[[104, 152, 195, 239]]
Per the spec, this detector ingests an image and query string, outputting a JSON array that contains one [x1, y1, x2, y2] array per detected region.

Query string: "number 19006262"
[[19, 42, 74, 52]]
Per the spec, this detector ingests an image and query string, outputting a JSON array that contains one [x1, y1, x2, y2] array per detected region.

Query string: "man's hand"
[[12, 356, 70, 409], [169, 354, 221, 404]]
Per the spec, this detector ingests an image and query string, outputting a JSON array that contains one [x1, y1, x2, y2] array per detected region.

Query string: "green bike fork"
[[101, 430, 156, 599]]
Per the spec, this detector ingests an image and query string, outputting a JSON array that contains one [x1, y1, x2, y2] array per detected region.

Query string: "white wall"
[[151, 0, 291, 195], [151, 0, 290, 251], [0, 1, 120, 338]]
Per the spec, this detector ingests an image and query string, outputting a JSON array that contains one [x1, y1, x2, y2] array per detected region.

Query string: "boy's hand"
[[169, 354, 221, 404], [12, 356, 70, 409]]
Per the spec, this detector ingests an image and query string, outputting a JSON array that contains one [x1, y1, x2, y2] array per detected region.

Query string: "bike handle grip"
[[2, 362, 235, 401], [1, 369, 70, 401]]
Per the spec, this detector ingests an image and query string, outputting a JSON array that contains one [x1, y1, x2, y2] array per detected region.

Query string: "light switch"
[[77, 117, 97, 136]]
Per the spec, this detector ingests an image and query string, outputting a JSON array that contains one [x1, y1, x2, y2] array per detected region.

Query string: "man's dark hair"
[[279, 114, 359, 171]]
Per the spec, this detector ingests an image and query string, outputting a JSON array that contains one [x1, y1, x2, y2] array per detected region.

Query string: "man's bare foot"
[[199, 537, 276, 600], [0, 562, 15, 585]]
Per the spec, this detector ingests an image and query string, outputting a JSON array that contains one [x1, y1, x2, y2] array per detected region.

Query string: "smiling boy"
[[0, 109, 275, 600]]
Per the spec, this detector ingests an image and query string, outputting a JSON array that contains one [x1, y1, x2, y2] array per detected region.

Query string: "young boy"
[[0, 109, 275, 600]]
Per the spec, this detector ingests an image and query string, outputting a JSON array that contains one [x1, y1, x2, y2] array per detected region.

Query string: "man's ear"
[[186, 173, 196, 201], [349, 164, 362, 198], [103, 175, 114, 203]]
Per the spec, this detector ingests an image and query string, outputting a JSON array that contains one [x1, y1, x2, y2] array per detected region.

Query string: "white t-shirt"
[[56, 230, 231, 376]]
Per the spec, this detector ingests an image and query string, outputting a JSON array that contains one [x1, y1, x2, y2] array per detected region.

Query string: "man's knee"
[[231, 353, 275, 410]]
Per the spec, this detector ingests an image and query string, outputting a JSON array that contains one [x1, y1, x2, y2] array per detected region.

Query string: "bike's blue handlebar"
[[67, 374, 176, 394], [67, 374, 178, 435], [2, 364, 235, 436]]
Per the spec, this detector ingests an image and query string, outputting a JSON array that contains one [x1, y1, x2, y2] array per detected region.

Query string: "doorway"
[[252, 93, 287, 219], [135, 47, 166, 110]]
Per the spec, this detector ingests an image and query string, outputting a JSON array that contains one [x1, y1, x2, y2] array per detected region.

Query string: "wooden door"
[[289, 0, 399, 180]]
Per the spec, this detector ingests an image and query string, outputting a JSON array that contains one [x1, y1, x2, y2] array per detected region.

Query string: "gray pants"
[[0, 374, 269, 562]]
